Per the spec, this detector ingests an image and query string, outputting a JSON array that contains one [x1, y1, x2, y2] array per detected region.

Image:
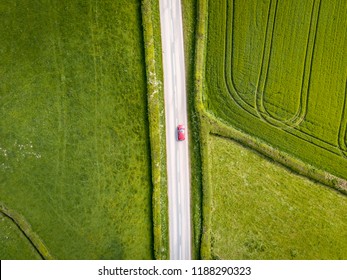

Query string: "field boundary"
[[141, 0, 169, 260], [181, 0, 203, 259], [0, 202, 53, 259], [194, 0, 213, 259], [208, 117, 347, 196]]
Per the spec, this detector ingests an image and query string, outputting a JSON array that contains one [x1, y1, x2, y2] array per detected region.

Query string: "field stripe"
[[224, 0, 259, 116], [255, 0, 321, 128]]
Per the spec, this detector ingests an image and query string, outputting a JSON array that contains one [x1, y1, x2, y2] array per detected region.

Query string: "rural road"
[[159, 0, 192, 260]]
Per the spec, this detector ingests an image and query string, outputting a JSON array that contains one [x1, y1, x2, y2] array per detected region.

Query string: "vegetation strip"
[[181, 0, 203, 260], [193, 0, 212, 259], [141, 0, 169, 260], [209, 114, 347, 195], [0, 202, 53, 259]]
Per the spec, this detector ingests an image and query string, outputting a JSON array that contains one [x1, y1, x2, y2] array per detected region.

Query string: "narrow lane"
[[159, 0, 191, 260]]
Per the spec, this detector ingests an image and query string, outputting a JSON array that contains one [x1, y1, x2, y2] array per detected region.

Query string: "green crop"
[[204, 0, 347, 181]]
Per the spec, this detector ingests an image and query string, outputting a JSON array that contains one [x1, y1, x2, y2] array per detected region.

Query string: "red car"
[[177, 124, 185, 141]]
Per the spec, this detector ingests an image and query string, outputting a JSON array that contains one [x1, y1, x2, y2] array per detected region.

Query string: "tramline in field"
[[205, 0, 347, 180]]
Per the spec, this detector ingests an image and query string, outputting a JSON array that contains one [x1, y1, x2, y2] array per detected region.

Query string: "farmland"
[[204, 0, 347, 180], [194, 0, 347, 259], [204, 135, 347, 259], [181, 0, 202, 259], [0, 0, 153, 259]]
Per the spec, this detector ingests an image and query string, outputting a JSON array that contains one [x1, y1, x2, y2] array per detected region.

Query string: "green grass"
[[206, 135, 347, 259], [0, 212, 41, 259], [0, 0, 153, 259], [181, 0, 203, 260], [204, 0, 347, 181], [142, 0, 169, 260]]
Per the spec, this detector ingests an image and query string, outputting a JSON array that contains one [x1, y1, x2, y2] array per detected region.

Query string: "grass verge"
[[141, 0, 169, 260], [181, 0, 203, 260]]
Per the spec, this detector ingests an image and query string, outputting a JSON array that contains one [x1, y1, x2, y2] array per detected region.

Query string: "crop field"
[[204, 135, 347, 259], [0, 0, 153, 259], [204, 0, 347, 180], [0, 212, 41, 259], [194, 0, 347, 259]]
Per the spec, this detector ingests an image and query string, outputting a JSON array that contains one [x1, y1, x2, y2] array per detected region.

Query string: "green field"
[[204, 0, 347, 180], [2, 0, 346, 260], [204, 135, 347, 259], [0, 0, 153, 259], [194, 0, 347, 259]]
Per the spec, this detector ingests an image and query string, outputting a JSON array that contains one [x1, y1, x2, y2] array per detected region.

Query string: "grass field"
[[142, 0, 169, 259], [204, 0, 347, 180], [205, 135, 347, 259], [0, 0, 153, 259]]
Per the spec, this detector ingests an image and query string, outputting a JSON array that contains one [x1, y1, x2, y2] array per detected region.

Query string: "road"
[[159, 0, 191, 260]]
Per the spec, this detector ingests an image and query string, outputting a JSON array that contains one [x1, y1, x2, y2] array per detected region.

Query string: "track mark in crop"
[[224, 0, 318, 129], [89, 0, 102, 198], [254, 0, 278, 122], [0, 202, 53, 259], [48, 0, 68, 211], [224, 0, 260, 117], [255, 0, 321, 129], [338, 78, 347, 157], [222, 0, 347, 158]]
